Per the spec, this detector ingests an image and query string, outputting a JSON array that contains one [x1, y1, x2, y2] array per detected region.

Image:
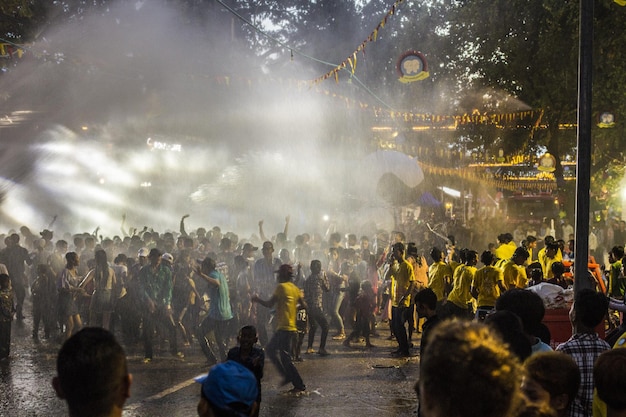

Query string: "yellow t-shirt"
[[502, 260, 528, 289], [447, 265, 476, 309], [495, 241, 517, 262], [390, 259, 415, 308], [428, 261, 453, 301], [472, 265, 504, 307], [592, 332, 626, 417], [273, 282, 301, 332]]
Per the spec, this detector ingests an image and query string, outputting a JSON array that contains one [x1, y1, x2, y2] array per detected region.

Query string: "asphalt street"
[[1, 303, 420, 417]]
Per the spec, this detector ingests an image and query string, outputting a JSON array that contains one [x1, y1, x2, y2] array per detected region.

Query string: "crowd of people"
[[0, 212, 626, 417]]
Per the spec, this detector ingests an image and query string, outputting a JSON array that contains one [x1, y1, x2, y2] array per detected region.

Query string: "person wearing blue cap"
[[196, 360, 258, 417]]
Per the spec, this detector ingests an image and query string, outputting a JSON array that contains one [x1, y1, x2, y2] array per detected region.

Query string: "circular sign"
[[598, 112, 615, 128], [538, 153, 556, 172], [397, 51, 429, 83]]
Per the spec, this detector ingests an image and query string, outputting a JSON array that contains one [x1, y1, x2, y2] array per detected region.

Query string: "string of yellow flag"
[[0, 43, 26, 59], [418, 161, 570, 192], [309, 0, 405, 85]]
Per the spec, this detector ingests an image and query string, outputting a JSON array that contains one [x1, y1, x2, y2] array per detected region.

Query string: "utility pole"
[[573, 0, 594, 292]]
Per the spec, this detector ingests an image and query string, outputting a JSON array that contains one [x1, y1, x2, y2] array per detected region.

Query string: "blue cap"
[[195, 361, 258, 411]]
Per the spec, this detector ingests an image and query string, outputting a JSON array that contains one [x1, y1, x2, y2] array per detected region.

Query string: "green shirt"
[[138, 264, 173, 307]]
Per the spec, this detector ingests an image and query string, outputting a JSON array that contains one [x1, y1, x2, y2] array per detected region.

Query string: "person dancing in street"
[[252, 264, 307, 393]]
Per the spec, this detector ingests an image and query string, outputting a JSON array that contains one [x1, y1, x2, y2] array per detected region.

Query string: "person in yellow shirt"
[[427, 247, 453, 307], [495, 233, 517, 262], [594, 349, 626, 417], [471, 251, 506, 320], [251, 264, 307, 393], [502, 247, 530, 290], [537, 236, 563, 268], [522, 235, 538, 266], [539, 242, 560, 280], [385, 242, 416, 357], [444, 249, 478, 320]]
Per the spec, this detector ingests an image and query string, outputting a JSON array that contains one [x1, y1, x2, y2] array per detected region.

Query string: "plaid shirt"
[[556, 332, 610, 417], [304, 272, 330, 309]]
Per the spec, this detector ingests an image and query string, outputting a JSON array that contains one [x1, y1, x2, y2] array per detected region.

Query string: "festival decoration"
[[0, 43, 25, 59], [396, 50, 429, 83], [418, 160, 573, 193], [598, 112, 615, 128], [538, 153, 557, 172], [310, 0, 405, 85]]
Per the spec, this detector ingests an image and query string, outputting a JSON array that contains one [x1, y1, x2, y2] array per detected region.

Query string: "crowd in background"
[[1, 212, 626, 417]]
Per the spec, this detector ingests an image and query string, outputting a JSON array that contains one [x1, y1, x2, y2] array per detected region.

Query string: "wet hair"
[[495, 289, 545, 336], [202, 257, 217, 271], [498, 233, 513, 244], [414, 288, 437, 311], [594, 349, 626, 411], [0, 273, 9, 289], [545, 242, 559, 252], [611, 245, 625, 259], [329, 232, 342, 245], [65, 252, 79, 268], [430, 247, 443, 262], [56, 328, 128, 417], [513, 247, 530, 260], [220, 237, 232, 251], [234, 255, 247, 269], [94, 249, 111, 289], [114, 253, 127, 264], [573, 288, 608, 328], [392, 242, 405, 253], [310, 259, 322, 274], [238, 325, 257, 339], [464, 250, 478, 264], [458, 248, 468, 263], [480, 250, 495, 266], [485, 310, 532, 361], [418, 320, 523, 417], [524, 351, 580, 407], [550, 261, 565, 276], [530, 268, 543, 281]]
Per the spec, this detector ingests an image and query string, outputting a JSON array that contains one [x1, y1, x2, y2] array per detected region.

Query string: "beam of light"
[[438, 186, 461, 198]]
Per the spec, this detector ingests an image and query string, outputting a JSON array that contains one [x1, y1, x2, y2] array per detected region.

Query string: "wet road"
[[1, 306, 420, 417]]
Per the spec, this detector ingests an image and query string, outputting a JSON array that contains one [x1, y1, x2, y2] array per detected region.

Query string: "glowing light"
[[147, 137, 182, 152], [439, 186, 461, 198], [323, 215, 330, 222]]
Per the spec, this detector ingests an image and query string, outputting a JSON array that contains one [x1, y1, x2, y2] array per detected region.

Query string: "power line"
[[214, 0, 396, 110]]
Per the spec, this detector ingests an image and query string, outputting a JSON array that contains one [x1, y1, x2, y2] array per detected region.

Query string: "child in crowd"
[[294, 292, 307, 362], [523, 351, 580, 417], [227, 325, 265, 417], [343, 281, 377, 348], [547, 262, 572, 289]]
